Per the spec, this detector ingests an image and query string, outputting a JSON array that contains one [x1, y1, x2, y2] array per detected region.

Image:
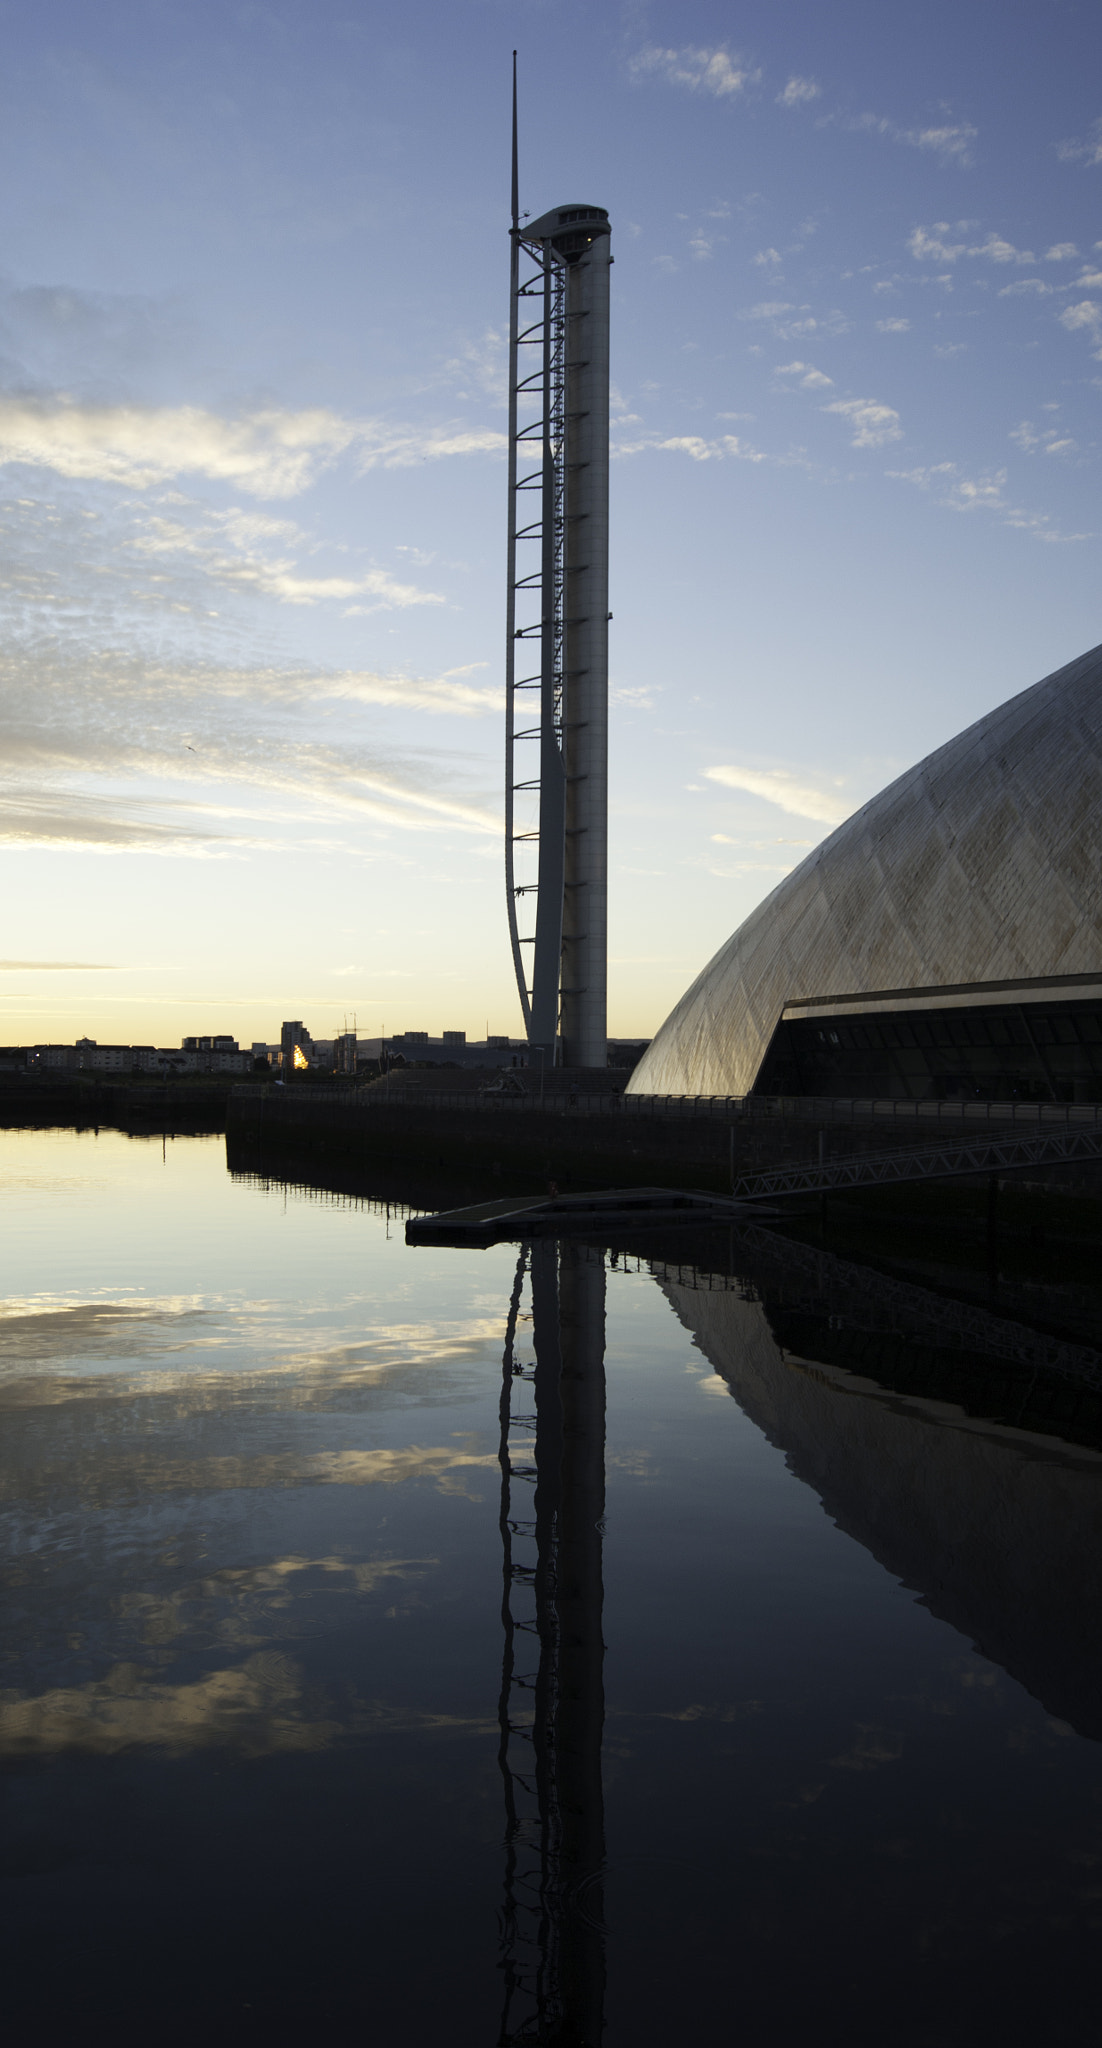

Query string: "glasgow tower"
[[504, 61, 611, 1069]]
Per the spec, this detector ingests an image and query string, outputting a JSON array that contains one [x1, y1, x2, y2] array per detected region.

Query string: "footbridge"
[[731, 1121, 1102, 1202]]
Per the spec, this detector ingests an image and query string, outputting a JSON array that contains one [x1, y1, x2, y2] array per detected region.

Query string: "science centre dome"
[[628, 643, 1102, 1104]]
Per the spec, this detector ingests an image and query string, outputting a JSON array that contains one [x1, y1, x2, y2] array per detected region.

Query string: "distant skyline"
[[2, 0, 1100, 1048]]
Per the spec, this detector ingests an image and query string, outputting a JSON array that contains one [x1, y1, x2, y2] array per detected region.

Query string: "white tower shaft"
[[505, 196, 610, 1070], [560, 244, 610, 1069]]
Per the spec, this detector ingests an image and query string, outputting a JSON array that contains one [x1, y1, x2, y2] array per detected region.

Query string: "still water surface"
[[2, 1126, 1102, 2044]]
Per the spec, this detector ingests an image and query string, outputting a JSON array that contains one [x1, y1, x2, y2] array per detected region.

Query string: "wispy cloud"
[[888, 462, 1090, 542], [628, 44, 760, 97], [1056, 118, 1102, 167], [612, 430, 769, 463], [775, 360, 834, 389], [742, 302, 850, 342], [0, 958, 118, 969], [875, 317, 911, 333], [0, 637, 503, 856], [837, 115, 977, 166], [704, 764, 852, 825], [0, 483, 450, 625], [0, 395, 505, 498], [0, 792, 247, 855], [132, 508, 445, 612], [908, 224, 1035, 264], [1010, 420, 1077, 457], [901, 123, 978, 165], [824, 397, 903, 447], [777, 76, 820, 108], [441, 327, 507, 404]]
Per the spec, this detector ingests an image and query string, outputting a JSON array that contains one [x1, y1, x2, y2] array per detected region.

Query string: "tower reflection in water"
[[497, 1240, 607, 2047]]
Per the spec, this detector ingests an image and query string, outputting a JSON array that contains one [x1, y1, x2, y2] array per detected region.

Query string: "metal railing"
[[230, 1083, 1102, 1128]]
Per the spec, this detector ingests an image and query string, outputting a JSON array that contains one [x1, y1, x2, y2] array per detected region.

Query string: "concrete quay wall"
[[0, 1073, 236, 1126], [229, 1086, 737, 1190]]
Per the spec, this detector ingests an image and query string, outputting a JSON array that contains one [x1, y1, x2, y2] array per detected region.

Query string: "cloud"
[[974, 231, 1036, 264], [754, 247, 783, 267], [1056, 118, 1102, 167], [889, 463, 1090, 542], [741, 299, 850, 345], [1010, 420, 1077, 457], [907, 225, 968, 262], [743, 302, 849, 342], [1044, 243, 1080, 261], [0, 485, 450, 622], [0, 639, 504, 856], [824, 397, 903, 447], [0, 958, 117, 969], [0, 395, 505, 498], [903, 124, 978, 165], [613, 430, 769, 463], [841, 116, 977, 166], [892, 462, 1008, 512], [1060, 299, 1101, 335], [132, 508, 445, 611], [629, 44, 761, 97], [908, 223, 1034, 265], [611, 683, 657, 710], [441, 327, 507, 402], [997, 278, 1052, 296], [777, 76, 820, 108], [876, 317, 911, 332], [0, 792, 244, 854], [704, 764, 851, 825], [775, 360, 834, 388]]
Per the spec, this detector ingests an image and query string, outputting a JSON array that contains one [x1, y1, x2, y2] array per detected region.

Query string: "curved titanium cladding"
[[628, 642, 1102, 1098]]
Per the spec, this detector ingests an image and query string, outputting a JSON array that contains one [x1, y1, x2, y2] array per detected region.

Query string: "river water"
[[2, 1124, 1102, 2045]]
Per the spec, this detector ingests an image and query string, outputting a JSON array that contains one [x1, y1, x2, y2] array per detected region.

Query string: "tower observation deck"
[[505, 72, 611, 1069]]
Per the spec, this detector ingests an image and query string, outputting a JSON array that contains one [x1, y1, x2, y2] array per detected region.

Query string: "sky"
[[1, 0, 1100, 1051]]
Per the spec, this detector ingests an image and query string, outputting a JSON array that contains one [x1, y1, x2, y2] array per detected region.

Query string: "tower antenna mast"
[[511, 50, 519, 234]]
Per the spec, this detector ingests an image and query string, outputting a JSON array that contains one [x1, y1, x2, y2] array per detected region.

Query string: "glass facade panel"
[[753, 998, 1102, 1103]]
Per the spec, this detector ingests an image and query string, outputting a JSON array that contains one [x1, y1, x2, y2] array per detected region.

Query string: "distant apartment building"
[[27, 1045, 82, 1070], [25, 1037, 250, 1076], [180, 1034, 250, 1073], [73, 1042, 157, 1073]]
